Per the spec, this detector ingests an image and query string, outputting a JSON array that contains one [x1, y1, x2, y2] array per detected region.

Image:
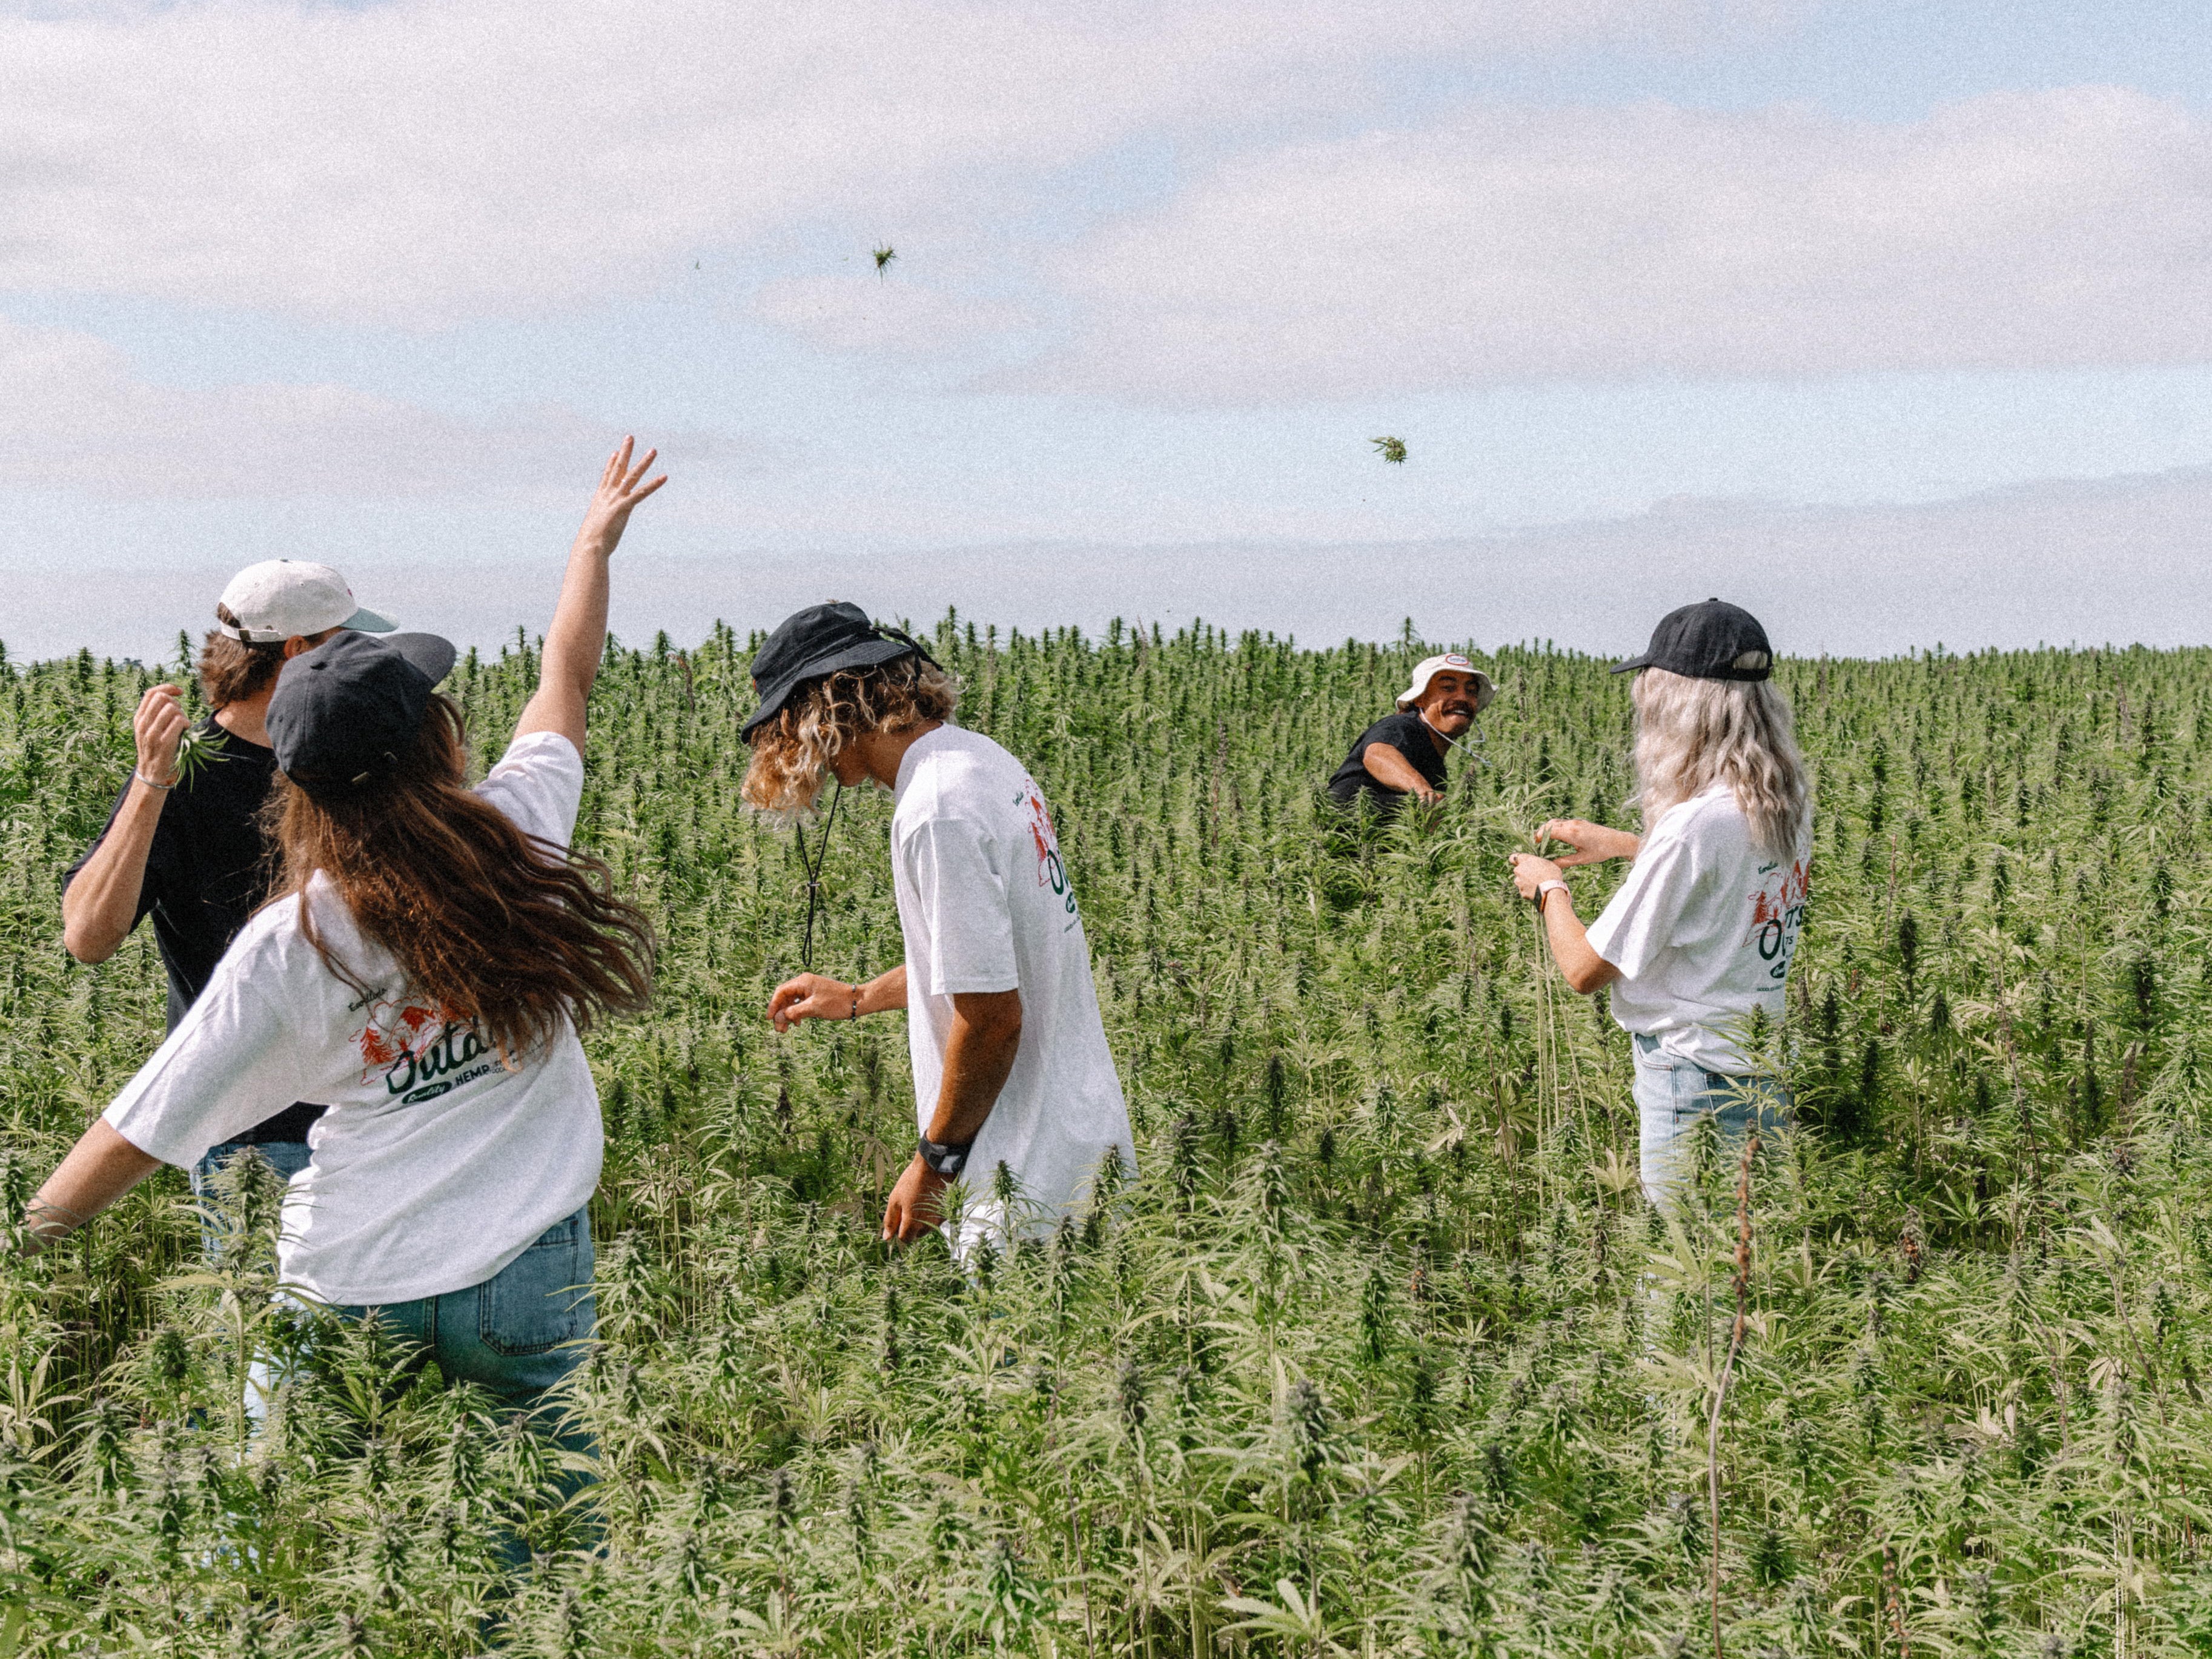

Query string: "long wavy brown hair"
[[264, 698, 654, 1061]]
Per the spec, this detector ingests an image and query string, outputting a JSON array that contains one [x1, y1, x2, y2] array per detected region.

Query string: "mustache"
[[1435, 701, 1475, 716]]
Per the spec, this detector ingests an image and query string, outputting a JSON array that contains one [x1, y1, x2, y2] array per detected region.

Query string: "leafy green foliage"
[[4, 621, 2212, 1652]]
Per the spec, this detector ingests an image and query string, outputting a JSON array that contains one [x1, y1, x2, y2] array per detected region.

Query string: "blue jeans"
[[333, 1207, 597, 1412], [333, 1208, 600, 1562], [191, 1139, 313, 1262], [1633, 1035, 1789, 1211]]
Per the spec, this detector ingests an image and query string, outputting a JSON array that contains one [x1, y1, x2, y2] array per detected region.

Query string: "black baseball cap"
[[1612, 598, 1773, 682], [268, 629, 457, 794], [741, 601, 938, 739]]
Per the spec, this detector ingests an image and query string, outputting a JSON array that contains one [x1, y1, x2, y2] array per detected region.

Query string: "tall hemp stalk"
[[1709, 1131, 1758, 1658]]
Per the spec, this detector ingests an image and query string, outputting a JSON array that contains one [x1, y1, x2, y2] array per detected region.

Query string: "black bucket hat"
[[741, 601, 938, 739], [268, 629, 457, 795], [1612, 598, 1773, 682]]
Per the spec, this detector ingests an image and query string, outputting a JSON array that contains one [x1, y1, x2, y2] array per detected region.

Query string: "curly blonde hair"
[[741, 656, 959, 821], [1631, 667, 1811, 859]]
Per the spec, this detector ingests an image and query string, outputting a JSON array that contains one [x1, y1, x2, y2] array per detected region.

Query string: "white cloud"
[[1036, 87, 2212, 400], [0, 316, 614, 496], [0, 0, 1819, 325]]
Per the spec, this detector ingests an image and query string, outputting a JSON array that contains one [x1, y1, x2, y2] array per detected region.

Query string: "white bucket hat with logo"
[[1396, 652, 1495, 714], [217, 560, 397, 644]]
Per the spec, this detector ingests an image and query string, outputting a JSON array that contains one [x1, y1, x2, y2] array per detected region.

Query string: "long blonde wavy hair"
[[1631, 667, 1810, 858], [741, 655, 959, 821]]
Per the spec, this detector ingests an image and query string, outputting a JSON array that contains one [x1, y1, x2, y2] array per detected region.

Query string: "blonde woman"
[[1508, 600, 1812, 1209]]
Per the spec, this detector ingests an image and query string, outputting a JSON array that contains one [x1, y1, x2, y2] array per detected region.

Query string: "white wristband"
[[1535, 879, 1568, 907], [134, 769, 176, 792]]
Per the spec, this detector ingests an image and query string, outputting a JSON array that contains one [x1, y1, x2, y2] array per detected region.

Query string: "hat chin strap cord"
[[796, 777, 845, 972], [1431, 716, 1488, 767]]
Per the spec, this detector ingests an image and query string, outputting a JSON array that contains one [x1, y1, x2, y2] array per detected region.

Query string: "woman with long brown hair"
[[24, 441, 664, 1454]]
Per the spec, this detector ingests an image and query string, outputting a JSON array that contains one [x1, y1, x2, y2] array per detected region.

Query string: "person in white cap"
[[1326, 651, 1495, 814], [61, 560, 398, 1230]]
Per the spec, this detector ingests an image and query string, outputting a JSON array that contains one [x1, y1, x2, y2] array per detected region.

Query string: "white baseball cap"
[[217, 560, 396, 644], [1396, 652, 1496, 713]]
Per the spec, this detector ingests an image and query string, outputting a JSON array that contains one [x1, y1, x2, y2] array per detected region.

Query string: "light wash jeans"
[[1632, 1034, 1789, 1212], [330, 1207, 600, 1565], [330, 1207, 597, 1413]]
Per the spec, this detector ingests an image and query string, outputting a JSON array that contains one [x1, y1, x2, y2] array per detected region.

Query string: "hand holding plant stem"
[[130, 684, 189, 789], [1535, 818, 1640, 866]]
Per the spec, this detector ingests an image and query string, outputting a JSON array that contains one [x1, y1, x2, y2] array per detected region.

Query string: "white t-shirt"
[[890, 726, 1132, 1250], [104, 731, 602, 1308], [1583, 785, 1810, 1074]]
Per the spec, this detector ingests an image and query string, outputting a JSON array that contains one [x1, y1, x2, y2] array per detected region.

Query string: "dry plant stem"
[[1884, 1542, 1911, 1659], [1709, 1130, 1758, 1659]]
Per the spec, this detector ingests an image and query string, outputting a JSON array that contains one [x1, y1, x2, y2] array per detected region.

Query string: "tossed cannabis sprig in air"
[[873, 244, 897, 277], [1372, 435, 1407, 464]]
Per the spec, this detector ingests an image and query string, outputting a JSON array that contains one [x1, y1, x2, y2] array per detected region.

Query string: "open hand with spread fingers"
[[578, 436, 667, 555]]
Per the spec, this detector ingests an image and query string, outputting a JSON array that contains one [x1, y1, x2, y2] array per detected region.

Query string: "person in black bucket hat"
[[1506, 598, 1813, 1213], [24, 439, 666, 1564], [740, 600, 939, 740], [743, 604, 1133, 1259]]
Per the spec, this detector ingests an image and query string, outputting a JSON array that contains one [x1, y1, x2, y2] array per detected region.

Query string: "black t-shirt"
[[1327, 710, 1448, 809], [64, 717, 324, 1145]]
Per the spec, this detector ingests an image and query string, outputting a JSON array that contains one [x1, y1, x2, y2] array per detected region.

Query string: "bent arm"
[[1539, 890, 1621, 995], [1362, 743, 1439, 801], [1537, 818, 1641, 867], [515, 438, 666, 752], [22, 1120, 163, 1255], [61, 790, 163, 963], [767, 964, 907, 1030]]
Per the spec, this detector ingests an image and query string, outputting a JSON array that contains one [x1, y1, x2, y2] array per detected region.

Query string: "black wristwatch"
[[918, 1134, 975, 1178]]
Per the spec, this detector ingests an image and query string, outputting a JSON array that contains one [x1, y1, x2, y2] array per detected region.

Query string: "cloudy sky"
[[3, 0, 2208, 660]]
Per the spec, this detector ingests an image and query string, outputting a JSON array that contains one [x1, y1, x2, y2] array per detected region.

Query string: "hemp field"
[[2, 622, 2211, 1655]]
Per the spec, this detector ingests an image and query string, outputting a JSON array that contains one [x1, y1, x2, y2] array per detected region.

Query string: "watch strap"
[[918, 1134, 975, 1177]]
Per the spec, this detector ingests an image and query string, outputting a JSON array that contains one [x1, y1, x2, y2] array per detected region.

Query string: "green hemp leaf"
[[1371, 435, 1407, 464], [172, 723, 231, 787]]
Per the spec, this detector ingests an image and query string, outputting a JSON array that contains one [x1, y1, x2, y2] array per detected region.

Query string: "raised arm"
[[62, 684, 190, 962], [515, 437, 667, 752]]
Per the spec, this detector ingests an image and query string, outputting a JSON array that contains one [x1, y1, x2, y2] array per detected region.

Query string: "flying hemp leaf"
[[873, 244, 896, 277], [1371, 435, 1407, 464]]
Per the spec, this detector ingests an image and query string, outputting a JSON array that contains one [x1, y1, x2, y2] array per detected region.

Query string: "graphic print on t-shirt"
[[1745, 857, 1811, 984], [356, 997, 500, 1104], [1019, 784, 1081, 926]]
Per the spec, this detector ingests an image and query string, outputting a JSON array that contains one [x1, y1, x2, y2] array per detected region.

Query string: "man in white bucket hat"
[[61, 560, 397, 1242], [1326, 651, 1495, 815]]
